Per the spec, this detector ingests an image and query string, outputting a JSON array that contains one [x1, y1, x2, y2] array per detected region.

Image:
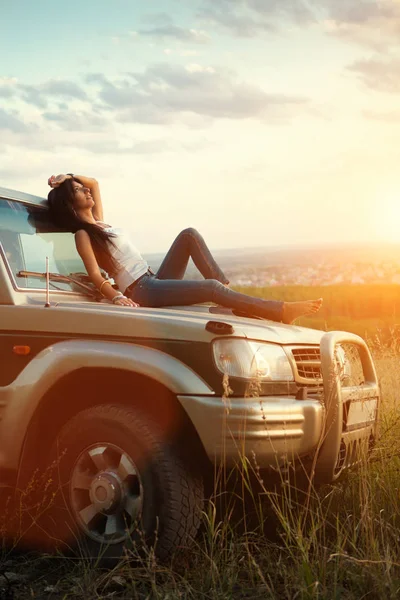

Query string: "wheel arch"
[[17, 367, 211, 489]]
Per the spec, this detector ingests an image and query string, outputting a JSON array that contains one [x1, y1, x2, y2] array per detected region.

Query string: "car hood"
[[14, 298, 325, 346], [166, 304, 325, 345]]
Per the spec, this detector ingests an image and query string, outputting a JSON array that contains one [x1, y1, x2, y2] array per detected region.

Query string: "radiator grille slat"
[[291, 347, 322, 381]]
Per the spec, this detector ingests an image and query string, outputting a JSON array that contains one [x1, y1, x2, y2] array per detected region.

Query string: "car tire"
[[44, 404, 204, 563]]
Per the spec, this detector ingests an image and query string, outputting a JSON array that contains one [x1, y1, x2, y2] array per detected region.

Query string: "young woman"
[[47, 173, 322, 323]]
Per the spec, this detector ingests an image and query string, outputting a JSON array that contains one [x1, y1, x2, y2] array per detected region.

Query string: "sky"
[[1, 0, 400, 253]]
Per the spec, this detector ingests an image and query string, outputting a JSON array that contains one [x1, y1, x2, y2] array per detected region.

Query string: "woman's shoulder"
[[74, 229, 91, 241]]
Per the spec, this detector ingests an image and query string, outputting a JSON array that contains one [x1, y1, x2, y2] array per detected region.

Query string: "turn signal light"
[[13, 345, 31, 356]]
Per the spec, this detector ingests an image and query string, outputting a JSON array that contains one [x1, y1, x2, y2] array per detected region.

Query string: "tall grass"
[[58, 337, 400, 600], [114, 335, 400, 599]]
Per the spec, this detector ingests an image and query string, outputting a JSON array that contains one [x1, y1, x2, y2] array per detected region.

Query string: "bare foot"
[[282, 298, 323, 324]]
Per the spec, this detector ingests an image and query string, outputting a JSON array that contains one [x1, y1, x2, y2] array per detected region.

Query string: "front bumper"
[[178, 394, 324, 468], [179, 331, 380, 479]]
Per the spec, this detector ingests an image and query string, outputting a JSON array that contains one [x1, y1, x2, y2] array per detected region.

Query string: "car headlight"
[[212, 339, 294, 381]]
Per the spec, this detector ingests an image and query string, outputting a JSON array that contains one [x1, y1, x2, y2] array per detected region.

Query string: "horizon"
[[144, 238, 400, 259]]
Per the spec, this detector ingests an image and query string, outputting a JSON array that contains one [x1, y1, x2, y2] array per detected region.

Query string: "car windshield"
[[0, 198, 92, 293]]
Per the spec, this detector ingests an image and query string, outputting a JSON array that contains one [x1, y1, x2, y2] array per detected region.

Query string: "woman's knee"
[[204, 278, 225, 299], [180, 227, 200, 239]]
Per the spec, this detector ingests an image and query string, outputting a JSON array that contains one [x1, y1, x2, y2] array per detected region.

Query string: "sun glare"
[[374, 191, 400, 243]]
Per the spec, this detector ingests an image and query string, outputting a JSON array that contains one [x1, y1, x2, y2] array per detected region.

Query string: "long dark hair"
[[47, 177, 118, 275]]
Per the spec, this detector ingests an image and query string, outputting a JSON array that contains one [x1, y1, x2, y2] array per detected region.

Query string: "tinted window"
[[0, 199, 86, 292]]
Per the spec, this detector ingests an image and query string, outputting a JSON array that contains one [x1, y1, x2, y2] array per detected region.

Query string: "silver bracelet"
[[111, 293, 125, 304]]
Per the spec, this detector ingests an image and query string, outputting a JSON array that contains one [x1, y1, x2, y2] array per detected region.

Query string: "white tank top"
[[100, 224, 149, 292]]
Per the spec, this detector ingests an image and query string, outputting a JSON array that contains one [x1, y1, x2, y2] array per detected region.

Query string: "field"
[[236, 284, 400, 343], [3, 286, 400, 599]]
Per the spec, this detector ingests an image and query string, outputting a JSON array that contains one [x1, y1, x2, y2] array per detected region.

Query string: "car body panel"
[[0, 339, 214, 471]]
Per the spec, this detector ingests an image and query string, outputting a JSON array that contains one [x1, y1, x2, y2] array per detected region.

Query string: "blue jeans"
[[126, 228, 283, 322]]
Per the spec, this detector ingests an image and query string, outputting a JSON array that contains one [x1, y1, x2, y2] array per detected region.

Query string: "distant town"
[[145, 242, 400, 287], [225, 261, 400, 287]]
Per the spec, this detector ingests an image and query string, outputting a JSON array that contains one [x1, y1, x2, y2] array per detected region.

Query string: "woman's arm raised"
[[74, 229, 138, 307], [48, 173, 104, 221]]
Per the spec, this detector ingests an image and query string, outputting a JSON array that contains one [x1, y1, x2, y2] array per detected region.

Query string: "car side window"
[[0, 199, 86, 292]]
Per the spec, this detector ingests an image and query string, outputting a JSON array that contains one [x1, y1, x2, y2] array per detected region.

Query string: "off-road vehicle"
[[0, 186, 380, 561]]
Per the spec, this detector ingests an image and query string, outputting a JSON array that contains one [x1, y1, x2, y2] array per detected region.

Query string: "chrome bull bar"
[[314, 331, 380, 484]]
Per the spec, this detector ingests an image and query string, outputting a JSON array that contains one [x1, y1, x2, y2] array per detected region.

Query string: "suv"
[[0, 186, 380, 561]]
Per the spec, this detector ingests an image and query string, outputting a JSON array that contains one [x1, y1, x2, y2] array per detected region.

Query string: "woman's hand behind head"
[[48, 174, 72, 188]]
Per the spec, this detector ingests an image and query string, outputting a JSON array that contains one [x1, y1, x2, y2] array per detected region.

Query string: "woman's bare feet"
[[282, 298, 323, 324]]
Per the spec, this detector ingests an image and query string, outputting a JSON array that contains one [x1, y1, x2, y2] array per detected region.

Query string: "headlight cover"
[[212, 339, 294, 381]]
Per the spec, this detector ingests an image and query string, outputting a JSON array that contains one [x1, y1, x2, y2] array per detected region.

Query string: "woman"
[[47, 173, 322, 323]]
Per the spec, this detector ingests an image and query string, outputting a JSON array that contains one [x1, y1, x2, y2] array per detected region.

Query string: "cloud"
[[0, 77, 19, 101], [199, 0, 314, 37], [323, 0, 400, 51], [81, 139, 173, 154], [0, 107, 34, 133], [0, 88, 14, 99], [139, 12, 174, 26], [0, 88, 15, 100], [117, 14, 210, 46], [363, 108, 400, 122], [347, 57, 400, 93], [0, 78, 90, 117], [325, 0, 400, 28], [84, 73, 109, 86], [199, 2, 275, 37], [138, 24, 210, 44], [162, 47, 201, 56], [185, 63, 215, 73], [42, 109, 105, 131], [92, 62, 309, 124], [0, 62, 311, 157], [19, 79, 88, 109], [180, 49, 201, 57], [198, 0, 400, 50]]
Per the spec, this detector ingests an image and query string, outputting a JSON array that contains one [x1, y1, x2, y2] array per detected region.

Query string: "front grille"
[[291, 347, 322, 381]]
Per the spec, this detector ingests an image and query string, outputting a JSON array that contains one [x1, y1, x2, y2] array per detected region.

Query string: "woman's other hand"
[[48, 174, 72, 188], [114, 296, 140, 308]]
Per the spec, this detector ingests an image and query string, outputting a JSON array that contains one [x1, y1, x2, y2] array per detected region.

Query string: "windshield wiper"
[[17, 270, 100, 299]]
